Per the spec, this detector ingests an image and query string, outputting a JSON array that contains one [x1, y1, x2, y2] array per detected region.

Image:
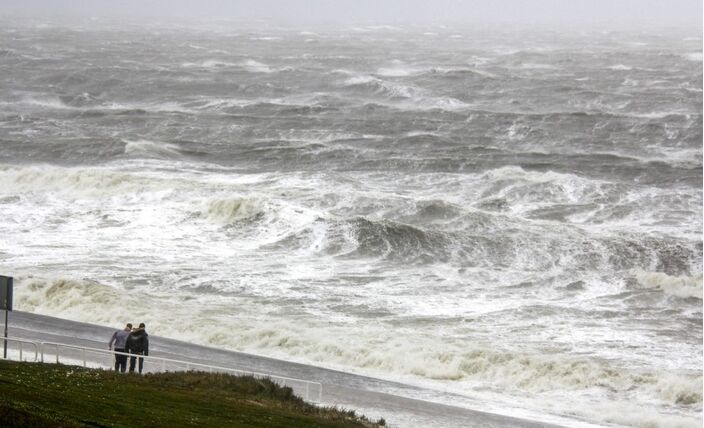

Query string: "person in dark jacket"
[[126, 322, 149, 374], [108, 323, 132, 372]]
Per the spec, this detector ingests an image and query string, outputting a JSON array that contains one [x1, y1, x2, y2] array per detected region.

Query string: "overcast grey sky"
[[0, 0, 701, 29]]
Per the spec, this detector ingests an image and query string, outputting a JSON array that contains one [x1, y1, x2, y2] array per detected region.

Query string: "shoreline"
[[6, 310, 565, 428]]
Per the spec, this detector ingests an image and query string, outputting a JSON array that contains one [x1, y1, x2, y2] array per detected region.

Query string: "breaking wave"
[[13, 276, 192, 339], [12, 273, 703, 428], [633, 270, 703, 299], [0, 164, 168, 197], [181, 59, 275, 73], [340, 73, 470, 110], [124, 140, 184, 159], [341, 217, 449, 262], [1, 26, 702, 428], [204, 197, 266, 224], [16, 276, 139, 323]]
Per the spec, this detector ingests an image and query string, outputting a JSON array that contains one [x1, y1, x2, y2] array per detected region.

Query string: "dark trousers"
[[129, 351, 145, 374], [114, 349, 127, 372]]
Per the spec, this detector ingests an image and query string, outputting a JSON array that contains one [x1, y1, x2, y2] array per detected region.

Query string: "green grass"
[[0, 360, 386, 428]]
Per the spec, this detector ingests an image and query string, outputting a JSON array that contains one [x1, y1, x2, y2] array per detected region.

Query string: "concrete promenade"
[[6, 310, 564, 428]]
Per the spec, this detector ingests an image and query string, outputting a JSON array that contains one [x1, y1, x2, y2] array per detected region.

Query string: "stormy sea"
[[0, 21, 701, 427]]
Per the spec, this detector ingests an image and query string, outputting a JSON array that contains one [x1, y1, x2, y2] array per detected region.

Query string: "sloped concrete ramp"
[[6, 310, 563, 428]]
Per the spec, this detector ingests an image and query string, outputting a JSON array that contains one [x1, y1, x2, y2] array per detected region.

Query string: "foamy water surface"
[[0, 22, 701, 427]]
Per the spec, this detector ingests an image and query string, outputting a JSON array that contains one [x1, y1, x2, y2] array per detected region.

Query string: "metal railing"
[[3, 337, 322, 403], [1, 336, 39, 362]]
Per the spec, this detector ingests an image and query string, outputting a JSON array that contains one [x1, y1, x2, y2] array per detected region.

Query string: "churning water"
[[0, 21, 701, 427]]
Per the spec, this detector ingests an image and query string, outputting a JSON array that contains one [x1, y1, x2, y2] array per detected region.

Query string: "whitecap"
[[204, 197, 265, 224], [240, 59, 273, 73], [124, 139, 183, 159], [376, 67, 416, 77], [683, 52, 703, 62], [181, 59, 238, 68], [19, 95, 71, 110], [249, 36, 281, 41], [519, 63, 558, 70], [633, 270, 702, 299], [343, 75, 378, 86], [608, 64, 632, 71]]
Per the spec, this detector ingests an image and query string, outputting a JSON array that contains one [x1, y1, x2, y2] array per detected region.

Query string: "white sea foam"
[[683, 52, 703, 62], [181, 59, 239, 68], [376, 80, 419, 98], [11, 273, 704, 428], [1, 27, 701, 428], [5, 95, 194, 115], [180, 59, 274, 73], [415, 96, 470, 111], [249, 36, 281, 41], [344, 75, 471, 110], [18, 95, 71, 110], [586, 401, 702, 428], [519, 63, 558, 70], [124, 140, 183, 159], [0, 164, 159, 197], [633, 270, 702, 299], [240, 59, 273, 73], [187, 97, 256, 110], [477, 166, 598, 206], [16, 276, 135, 322], [376, 67, 416, 77], [608, 64, 633, 71], [343, 75, 378, 86], [205, 197, 265, 224]]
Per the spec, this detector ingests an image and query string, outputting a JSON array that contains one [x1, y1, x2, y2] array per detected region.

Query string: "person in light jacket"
[[126, 322, 149, 374], [108, 323, 132, 372]]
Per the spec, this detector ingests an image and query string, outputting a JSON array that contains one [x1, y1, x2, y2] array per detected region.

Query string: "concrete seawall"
[[6, 310, 563, 428]]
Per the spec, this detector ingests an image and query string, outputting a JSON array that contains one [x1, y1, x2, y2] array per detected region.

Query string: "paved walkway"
[[6, 310, 564, 428]]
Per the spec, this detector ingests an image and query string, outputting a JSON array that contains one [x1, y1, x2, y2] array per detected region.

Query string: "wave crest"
[[124, 139, 183, 159], [16, 276, 126, 323], [13, 273, 702, 427], [200, 321, 703, 409], [633, 270, 702, 299], [341, 217, 449, 262], [205, 197, 265, 224], [0, 165, 156, 197]]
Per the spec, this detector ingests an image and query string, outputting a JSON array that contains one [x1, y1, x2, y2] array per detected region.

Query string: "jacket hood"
[[131, 329, 148, 338]]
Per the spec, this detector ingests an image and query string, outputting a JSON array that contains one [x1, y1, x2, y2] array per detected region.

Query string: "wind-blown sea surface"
[[0, 21, 701, 427]]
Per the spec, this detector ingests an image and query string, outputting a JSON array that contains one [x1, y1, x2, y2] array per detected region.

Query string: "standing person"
[[108, 323, 132, 373], [126, 322, 149, 374]]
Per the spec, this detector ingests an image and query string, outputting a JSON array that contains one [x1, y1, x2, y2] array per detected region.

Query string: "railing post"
[[9, 338, 322, 403]]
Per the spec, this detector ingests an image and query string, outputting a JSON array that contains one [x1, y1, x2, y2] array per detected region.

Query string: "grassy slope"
[[0, 360, 385, 428]]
